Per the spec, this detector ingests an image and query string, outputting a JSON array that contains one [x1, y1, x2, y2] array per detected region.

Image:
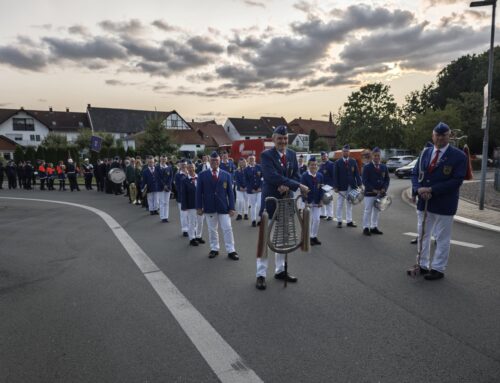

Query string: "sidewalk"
[[402, 187, 500, 233]]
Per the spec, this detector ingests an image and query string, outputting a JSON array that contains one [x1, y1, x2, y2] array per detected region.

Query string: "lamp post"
[[470, 0, 496, 210]]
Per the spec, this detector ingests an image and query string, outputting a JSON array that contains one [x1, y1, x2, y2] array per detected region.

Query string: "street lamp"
[[470, 0, 496, 210]]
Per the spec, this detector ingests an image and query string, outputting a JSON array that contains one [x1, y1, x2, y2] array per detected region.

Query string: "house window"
[[196, 145, 200, 148], [30, 134, 35, 141], [36, 135, 41, 141], [78, 122, 84, 127], [13, 118, 35, 131], [14, 135, 23, 141]]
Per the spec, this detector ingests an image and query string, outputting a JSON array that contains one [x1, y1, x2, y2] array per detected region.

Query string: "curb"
[[401, 187, 500, 234]]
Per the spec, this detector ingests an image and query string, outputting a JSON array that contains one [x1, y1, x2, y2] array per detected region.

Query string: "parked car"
[[395, 159, 418, 178], [386, 156, 416, 172]]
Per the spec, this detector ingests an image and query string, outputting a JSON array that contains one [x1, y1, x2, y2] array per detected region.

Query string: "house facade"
[[0, 135, 20, 160], [288, 113, 337, 150]]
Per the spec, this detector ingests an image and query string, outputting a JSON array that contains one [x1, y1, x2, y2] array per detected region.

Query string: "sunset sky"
[[0, 0, 496, 123]]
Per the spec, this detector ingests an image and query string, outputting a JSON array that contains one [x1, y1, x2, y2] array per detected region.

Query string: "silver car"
[[386, 156, 416, 173]]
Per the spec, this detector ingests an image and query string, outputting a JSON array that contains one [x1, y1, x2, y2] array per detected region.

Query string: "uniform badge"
[[443, 166, 452, 175], [351, 166, 355, 172], [257, 171, 261, 176], [223, 181, 228, 189]]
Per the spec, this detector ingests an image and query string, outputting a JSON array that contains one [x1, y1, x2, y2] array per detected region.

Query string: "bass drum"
[[108, 168, 126, 184], [347, 188, 364, 205]]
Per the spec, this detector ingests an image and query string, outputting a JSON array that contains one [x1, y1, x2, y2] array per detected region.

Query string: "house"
[[0, 135, 21, 160], [86, 105, 191, 144], [223, 116, 288, 141], [288, 133, 310, 150], [0, 107, 89, 148], [288, 113, 337, 150], [189, 120, 231, 149]]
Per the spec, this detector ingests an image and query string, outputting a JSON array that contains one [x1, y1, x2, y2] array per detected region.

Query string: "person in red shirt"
[[38, 161, 47, 190], [46, 163, 55, 191]]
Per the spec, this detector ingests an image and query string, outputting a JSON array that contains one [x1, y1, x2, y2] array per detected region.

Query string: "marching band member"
[[300, 156, 324, 246], [24, 161, 33, 190], [66, 159, 80, 192], [333, 145, 361, 228], [362, 147, 390, 236], [175, 160, 189, 236], [244, 155, 263, 227], [234, 158, 248, 221], [219, 152, 236, 175], [411, 122, 466, 280], [296, 155, 308, 211], [157, 155, 173, 223], [256, 125, 309, 290], [38, 160, 47, 190], [182, 161, 205, 246], [56, 161, 66, 191], [46, 163, 55, 190], [142, 156, 160, 215], [82, 158, 94, 190], [319, 151, 335, 221], [196, 151, 239, 260]]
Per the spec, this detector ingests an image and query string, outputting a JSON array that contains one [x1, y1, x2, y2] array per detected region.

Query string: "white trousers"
[[417, 211, 454, 272], [205, 213, 235, 253], [247, 192, 261, 222], [295, 190, 305, 210], [177, 202, 188, 233], [362, 196, 380, 229], [336, 188, 353, 223], [310, 206, 321, 238], [321, 201, 334, 218], [256, 253, 286, 277], [158, 191, 171, 220], [147, 192, 159, 211], [186, 209, 204, 240], [236, 190, 248, 216]]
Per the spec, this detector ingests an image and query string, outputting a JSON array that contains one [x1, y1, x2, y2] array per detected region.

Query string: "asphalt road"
[[1, 176, 499, 383]]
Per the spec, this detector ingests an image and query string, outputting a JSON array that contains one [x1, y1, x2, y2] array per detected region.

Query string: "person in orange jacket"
[[38, 160, 47, 190], [46, 163, 55, 190]]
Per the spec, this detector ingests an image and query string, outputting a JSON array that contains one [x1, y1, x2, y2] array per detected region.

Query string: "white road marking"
[[0, 197, 263, 383], [403, 232, 484, 249]]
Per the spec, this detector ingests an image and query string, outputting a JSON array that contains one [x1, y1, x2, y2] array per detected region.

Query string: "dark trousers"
[[84, 174, 93, 190], [8, 176, 16, 189], [0, 175, 3, 189], [68, 174, 79, 191], [59, 179, 66, 190], [47, 178, 54, 190], [96, 176, 104, 192], [25, 177, 32, 190], [40, 178, 46, 190]]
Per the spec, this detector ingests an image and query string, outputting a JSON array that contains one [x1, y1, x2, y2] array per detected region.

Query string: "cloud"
[[0, 45, 48, 70], [187, 36, 224, 54], [105, 79, 138, 86], [151, 20, 177, 32], [243, 0, 267, 7], [68, 24, 91, 36], [43, 36, 127, 60], [98, 19, 146, 35]]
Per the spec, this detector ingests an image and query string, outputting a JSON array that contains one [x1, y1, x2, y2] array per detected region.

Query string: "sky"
[[0, 0, 496, 123]]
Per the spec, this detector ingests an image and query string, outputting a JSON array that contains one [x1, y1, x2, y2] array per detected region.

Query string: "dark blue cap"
[[210, 151, 220, 158], [308, 156, 317, 162], [433, 122, 450, 134], [274, 125, 288, 135], [372, 147, 380, 153], [186, 160, 193, 165], [343, 144, 350, 150], [320, 151, 327, 156]]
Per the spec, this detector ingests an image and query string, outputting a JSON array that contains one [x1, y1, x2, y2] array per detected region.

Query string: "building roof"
[[132, 129, 206, 146], [0, 108, 89, 132], [259, 116, 288, 132], [0, 134, 21, 150], [288, 118, 337, 138], [190, 120, 231, 147], [87, 106, 176, 134], [227, 117, 271, 136]]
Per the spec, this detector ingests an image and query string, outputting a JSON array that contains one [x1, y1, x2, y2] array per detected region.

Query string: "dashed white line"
[[0, 197, 263, 383], [403, 232, 484, 249]]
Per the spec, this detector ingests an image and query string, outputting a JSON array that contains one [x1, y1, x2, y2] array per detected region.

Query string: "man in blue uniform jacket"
[[142, 156, 161, 215], [300, 156, 324, 246], [319, 151, 335, 220], [256, 125, 310, 290], [411, 122, 466, 280], [333, 144, 362, 228], [244, 155, 263, 227], [182, 161, 205, 246], [362, 147, 390, 236], [196, 151, 239, 260], [234, 158, 249, 221], [175, 160, 189, 236]]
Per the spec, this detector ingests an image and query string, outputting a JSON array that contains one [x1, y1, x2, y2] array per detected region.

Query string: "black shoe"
[[411, 238, 418, 244], [424, 269, 444, 280], [370, 227, 383, 235], [363, 228, 371, 236], [183, 232, 189, 237], [274, 271, 298, 283], [256, 276, 266, 290], [252, 220, 257, 227], [310, 237, 321, 245], [228, 252, 239, 261], [326, 217, 333, 221], [150, 211, 155, 215], [196, 238, 205, 244], [190, 239, 199, 246], [310, 238, 316, 246], [419, 267, 429, 275], [337, 222, 342, 228], [208, 250, 219, 259], [257, 221, 261, 226], [154, 210, 159, 215], [315, 238, 322, 245], [320, 215, 326, 219], [244, 214, 249, 220], [347, 222, 357, 228], [236, 214, 242, 220], [162, 218, 169, 223]]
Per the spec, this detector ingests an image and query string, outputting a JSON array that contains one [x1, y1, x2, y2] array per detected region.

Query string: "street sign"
[[481, 115, 487, 130]]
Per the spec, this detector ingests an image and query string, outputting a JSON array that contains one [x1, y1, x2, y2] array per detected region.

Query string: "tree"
[[74, 128, 93, 151], [338, 83, 403, 149], [24, 146, 36, 164], [136, 117, 177, 156], [14, 146, 24, 162], [41, 132, 68, 149], [313, 139, 330, 152], [309, 129, 319, 151], [36, 145, 46, 161]]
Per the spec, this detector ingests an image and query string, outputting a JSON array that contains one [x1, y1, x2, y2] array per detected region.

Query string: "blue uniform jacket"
[[333, 157, 362, 191], [156, 164, 173, 192], [234, 169, 246, 190], [260, 147, 300, 217], [298, 164, 308, 177], [220, 161, 236, 175], [411, 145, 466, 215], [300, 172, 324, 205], [244, 165, 263, 194], [319, 160, 335, 187], [196, 169, 235, 214], [142, 167, 162, 193], [174, 171, 186, 202], [181, 175, 197, 210], [362, 162, 390, 196]]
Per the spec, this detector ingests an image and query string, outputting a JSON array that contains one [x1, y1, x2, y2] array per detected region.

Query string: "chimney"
[[87, 103, 91, 109], [49, 107, 53, 112], [20, 106, 24, 111], [242, 116, 244, 119], [299, 117, 302, 120], [66, 107, 69, 112], [192, 119, 194, 122]]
